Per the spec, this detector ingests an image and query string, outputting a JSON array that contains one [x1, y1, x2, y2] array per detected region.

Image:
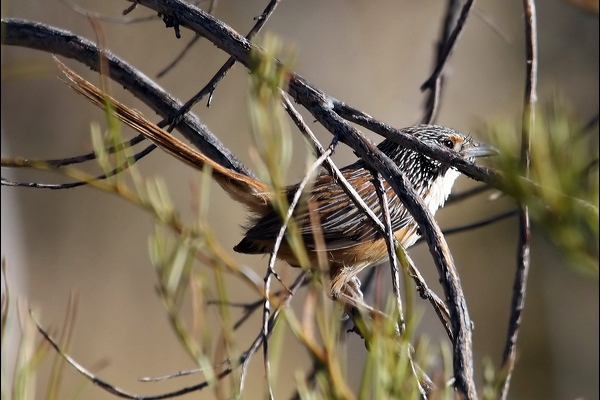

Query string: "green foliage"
[[247, 34, 312, 271], [284, 293, 454, 400], [247, 33, 296, 190], [487, 103, 599, 275], [356, 308, 432, 400]]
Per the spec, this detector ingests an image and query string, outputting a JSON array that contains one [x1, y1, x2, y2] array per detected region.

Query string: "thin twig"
[[421, 0, 460, 124], [415, 209, 518, 244], [445, 183, 492, 204], [407, 344, 431, 398], [2, 144, 155, 189], [165, 0, 282, 129], [498, 1, 537, 399], [420, 0, 476, 91], [157, 34, 202, 77], [213, 277, 310, 331], [60, 0, 158, 24], [138, 360, 231, 382], [398, 245, 453, 340], [372, 171, 441, 395], [472, 6, 512, 44], [238, 272, 309, 394], [156, 0, 219, 77], [261, 149, 332, 400], [46, 135, 146, 168], [372, 171, 405, 333]]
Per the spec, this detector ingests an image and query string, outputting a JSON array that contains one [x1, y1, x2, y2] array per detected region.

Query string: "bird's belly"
[[325, 224, 420, 295]]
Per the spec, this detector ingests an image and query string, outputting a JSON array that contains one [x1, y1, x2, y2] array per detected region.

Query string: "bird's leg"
[[344, 276, 364, 302], [336, 277, 388, 320]]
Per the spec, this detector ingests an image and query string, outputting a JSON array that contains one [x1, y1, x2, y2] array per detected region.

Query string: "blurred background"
[[1, 1, 598, 399]]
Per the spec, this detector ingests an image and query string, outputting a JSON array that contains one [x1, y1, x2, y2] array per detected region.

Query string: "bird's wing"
[[241, 162, 414, 251]]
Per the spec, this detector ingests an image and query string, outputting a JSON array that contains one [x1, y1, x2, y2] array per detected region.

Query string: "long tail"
[[57, 59, 270, 212]]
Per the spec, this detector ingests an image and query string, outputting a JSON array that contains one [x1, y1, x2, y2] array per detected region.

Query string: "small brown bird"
[[61, 64, 494, 308], [232, 126, 494, 301]]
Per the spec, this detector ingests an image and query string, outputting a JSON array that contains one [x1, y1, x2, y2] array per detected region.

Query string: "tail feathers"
[[57, 59, 270, 212]]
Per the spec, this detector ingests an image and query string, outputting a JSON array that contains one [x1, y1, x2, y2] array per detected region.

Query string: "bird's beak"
[[461, 141, 498, 158]]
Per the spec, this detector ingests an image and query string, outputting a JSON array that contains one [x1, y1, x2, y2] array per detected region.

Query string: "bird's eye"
[[441, 138, 454, 149]]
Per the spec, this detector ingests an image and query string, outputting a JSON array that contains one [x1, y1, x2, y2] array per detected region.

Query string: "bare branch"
[[498, 1, 537, 398], [446, 183, 492, 204], [1, 144, 155, 189], [156, 0, 219, 77], [261, 150, 332, 400], [165, 0, 282, 126], [415, 210, 518, 244], [372, 170, 405, 333], [1, 18, 253, 177], [420, 0, 476, 92], [421, 0, 461, 124]]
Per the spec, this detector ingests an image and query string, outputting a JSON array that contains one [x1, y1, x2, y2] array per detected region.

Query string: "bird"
[[60, 63, 495, 310], [231, 125, 494, 306]]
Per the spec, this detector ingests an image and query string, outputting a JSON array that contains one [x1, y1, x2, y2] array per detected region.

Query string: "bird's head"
[[378, 124, 496, 210]]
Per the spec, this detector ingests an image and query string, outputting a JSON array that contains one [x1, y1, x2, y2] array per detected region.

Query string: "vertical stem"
[[498, 1, 537, 399]]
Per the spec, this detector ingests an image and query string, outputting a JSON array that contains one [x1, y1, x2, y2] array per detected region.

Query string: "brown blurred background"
[[1, 1, 598, 399]]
